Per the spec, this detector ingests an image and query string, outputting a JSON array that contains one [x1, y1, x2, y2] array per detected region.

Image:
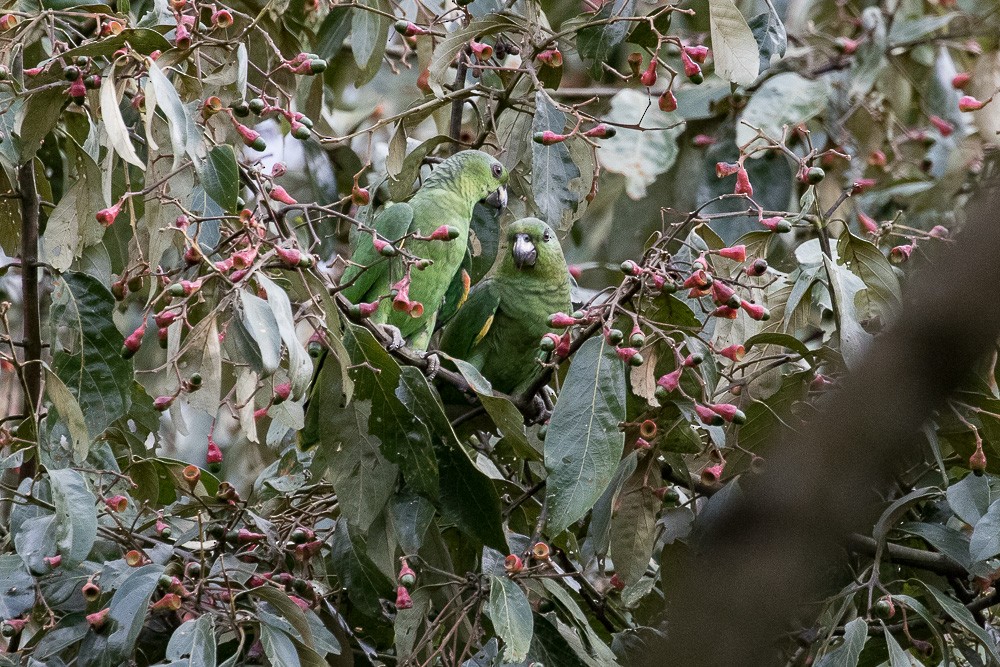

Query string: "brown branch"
[[17, 162, 41, 482], [845, 534, 967, 578]]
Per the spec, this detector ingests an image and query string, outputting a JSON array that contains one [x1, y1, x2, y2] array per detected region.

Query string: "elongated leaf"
[[197, 145, 239, 214], [531, 92, 581, 230], [880, 622, 912, 667], [920, 581, 1000, 663], [708, 0, 760, 86], [545, 337, 626, 535], [743, 332, 812, 359], [837, 231, 901, 320], [260, 624, 301, 667], [489, 575, 533, 663], [232, 289, 281, 376], [815, 617, 867, 667], [971, 497, 1000, 562], [351, 0, 391, 85], [327, 521, 394, 617], [947, 472, 990, 526], [587, 453, 639, 562], [0, 555, 35, 618], [100, 63, 144, 169], [106, 564, 165, 663], [427, 15, 519, 96], [50, 272, 133, 439], [146, 59, 201, 169], [609, 481, 659, 585], [45, 367, 90, 462], [48, 468, 97, 567], [258, 275, 313, 399], [748, 5, 787, 73], [576, 0, 635, 79], [166, 615, 216, 665]]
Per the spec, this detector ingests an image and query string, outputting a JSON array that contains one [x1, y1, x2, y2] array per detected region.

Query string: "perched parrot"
[[340, 150, 508, 352], [438, 218, 572, 396]]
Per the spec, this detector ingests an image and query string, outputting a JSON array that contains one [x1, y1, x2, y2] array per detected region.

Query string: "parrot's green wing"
[[435, 256, 473, 329], [438, 279, 501, 361], [340, 202, 414, 303]]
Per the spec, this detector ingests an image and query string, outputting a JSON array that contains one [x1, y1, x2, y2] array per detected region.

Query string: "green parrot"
[[340, 150, 508, 352], [438, 218, 572, 396]]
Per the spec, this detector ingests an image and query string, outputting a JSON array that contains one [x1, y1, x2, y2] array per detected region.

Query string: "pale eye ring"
[[542, 232, 551, 242], [491, 163, 503, 178]]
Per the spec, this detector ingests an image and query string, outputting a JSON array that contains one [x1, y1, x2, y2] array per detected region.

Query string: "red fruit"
[[151, 593, 182, 612], [122, 323, 145, 358], [929, 115, 954, 137], [537, 49, 563, 68], [534, 130, 567, 146], [889, 243, 914, 264], [716, 162, 740, 178], [868, 150, 887, 167], [394, 20, 429, 37], [234, 123, 264, 150], [971, 439, 987, 475], [610, 574, 625, 591], [683, 353, 703, 367], [105, 495, 128, 512], [640, 60, 657, 87], [717, 245, 746, 262], [273, 382, 291, 404], [68, 77, 87, 101], [747, 258, 768, 276], [269, 185, 297, 205], [952, 72, 971, 89], [701, 463, 725, 484], [683, 46, 707, 66], [356, 301, 380, 318], [469, 40, 493, 61], [712, 305, 739, 319], [86, 608, 110, 630], [275, 245, 303, 267], [711, 281, 738, 307], [155, 518, 169, 535], [835, 37, 859, 54], [395, 586, 413, 610], [928, 225, 949, 238], [179, 278, 203, 295], [568, 265, 582, 280], [206, 437, 223, 464], [211, 8, 233, 27], [352, 184, 370, 206], [583, 124, 616, 139], [96, 201, 123, 226], [740, 300, 770, 321], [709, 403, 745, 423], [851, 178, 876, 194], [718, 344, 745, 362], [634, 437, 651, 450], [398, 559, 417, 587], [658, 89, 677, 113], [153, 395, 174, 411], [427, 224, 460, 241], [734, 167, 753, 196], [959, 95, 985, 112], [504, 554, 524, 574], [680, 49, 701, 78], [615, 347, 640, 363], [44, 554, 62, 568], [656, 368, 682, 393], [759, 216, 790, 233], [858, 212, 879, 235], [548, 312, 578, 328], [237, 529, 266, 543], [692, 134, 716, 147]]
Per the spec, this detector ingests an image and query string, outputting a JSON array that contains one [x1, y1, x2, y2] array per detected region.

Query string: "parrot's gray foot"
[[380, 324, 405, 351], [422, 351, 441, 380], [526, 392, 551, 425]]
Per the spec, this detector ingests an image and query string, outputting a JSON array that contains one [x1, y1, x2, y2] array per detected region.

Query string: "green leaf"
[[708, 0, 760, 86], [50, 272, 133, 439], [258, 275, 313, 399], [891, 594, 946, 656], [327, 520, 394, 617], [837, 231, 901, 320], [609, 475, 659, 585], [598, 89, 682, 199], [748, 6, 787, 73], [351, 0, 391, 86], [888, 13, 957, 46], [106, 564, 165, 663], [576, 0, 635, 79], [919, 581, 1000, 663], [197, 145, 239, 214], [48, 468, 97, 567], [970, 497, 1000, 562], [531, 92, 581, 231], [0, 555, 35, 618], [146, 59, 203, 170], [343, 324, 439, 498], [815, 617, 867, 667], [55, 28, 169, 61], [15, 87, 64, 162], [316, 7, 351, 61], [850, 8, 888, 100], [947, 472, 990, 526], [738, 371, 810, 452], [736, 73, 828, 153], [743, 332, 812, 359], [44, 367, 90, 462], [489, 575, 533, 663], [252, 586, 316, 649], [586, 452, 638, 563], [260, 624, 302, 667], [450, 358, 534, 458], [165, 615, 216, 665], [100, 62, 144, 169], [898, 522, 971, 570], [880, 622, 912, 667], [396, 366, 506, 550], [545, 337, 626, 535], [232, 289, 282, 376], [823, 254, 873, 371]]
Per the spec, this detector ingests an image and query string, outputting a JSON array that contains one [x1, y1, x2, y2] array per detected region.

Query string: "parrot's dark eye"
[[491, 163, 503, 178], [542, 231, 551, 242]]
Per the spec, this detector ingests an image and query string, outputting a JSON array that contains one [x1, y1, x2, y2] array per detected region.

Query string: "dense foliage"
[[2, 0, 1000, 664]]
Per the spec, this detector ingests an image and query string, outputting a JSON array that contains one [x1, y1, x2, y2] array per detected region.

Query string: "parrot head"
[[426, 150, 508, 210], [504, 218, 565, 275]]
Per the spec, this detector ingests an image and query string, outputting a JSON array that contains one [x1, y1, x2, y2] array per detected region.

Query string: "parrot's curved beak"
[[483, 184, 508, 210], [512, 233, 537, 269]]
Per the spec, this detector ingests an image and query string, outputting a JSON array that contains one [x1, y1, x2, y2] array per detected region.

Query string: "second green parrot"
[[340, 150, 508, 351], [438, 218, 572, 395]]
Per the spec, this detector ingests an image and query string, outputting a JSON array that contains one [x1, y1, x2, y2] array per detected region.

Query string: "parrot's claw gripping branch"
[[380, 324, 405, 351], [422, 352, 441, 380]]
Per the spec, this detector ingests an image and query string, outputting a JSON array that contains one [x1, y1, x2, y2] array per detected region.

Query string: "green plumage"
[[341, 150, 508, 351], [439, 218, 572, 395]]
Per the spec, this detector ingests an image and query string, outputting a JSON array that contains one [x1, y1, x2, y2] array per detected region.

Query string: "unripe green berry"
[[189, 372, 202, 386], [630, 331, 646, 347], [292, 124, 311, 140], [688, 72, 704, 84], [308, 59, 327, 73], [249, 136, 267, 152], [607, 328, 624, 345], [248, 98, 266, 114], [64, 65, 81, 81], [290, 528, 309, 544], [806, 167, 825, 184], [168, 283, 185, 297], [539, 336, 556, 352], [231, 101, 250, 117], [628, 352, 644, 367]]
